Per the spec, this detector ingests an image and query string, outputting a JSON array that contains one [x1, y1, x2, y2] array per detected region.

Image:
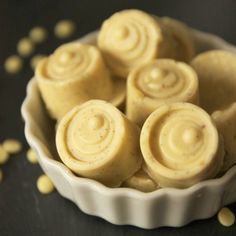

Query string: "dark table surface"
[[0, 0, 236, 235]]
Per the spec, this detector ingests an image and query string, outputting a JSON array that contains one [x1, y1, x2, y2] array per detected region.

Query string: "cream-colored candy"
[[2, 139, 22, 154], [191, 50, 236, 113], [212, 102, 236, 171], [29, 27, 47, 43], [54, 20, 76, 38], [98, 9, 178, 78], [30, 54, 45, 70], [36, 42, 125, 120], [126, 59, 199, 126], [26, 148, 38, 164], [4, 55, 23, 74], [123, 168, 158, 192], [17, 37, 34, 57], [140, 103, 224, 188], [160, 17, 195, 62], [0, 145, 9, 164], [56, 100, 142, 187], [37, 174, 54, 194], [217, 207, 235, 227]]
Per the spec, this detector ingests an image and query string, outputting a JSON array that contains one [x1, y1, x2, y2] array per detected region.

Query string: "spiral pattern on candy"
[[56, 100, 142, 187], [140, 103, 224, 188], [126, 59, 199, 126], [98, 9, 177, 78], [46, 43, 100, 81], [36, 42, 114, 119]]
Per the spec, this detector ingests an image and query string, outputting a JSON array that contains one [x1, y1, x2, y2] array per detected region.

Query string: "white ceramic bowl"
[[21, 29, 236, 229]]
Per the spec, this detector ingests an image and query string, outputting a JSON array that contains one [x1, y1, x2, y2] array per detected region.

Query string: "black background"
[[0, 0, 236, 235]]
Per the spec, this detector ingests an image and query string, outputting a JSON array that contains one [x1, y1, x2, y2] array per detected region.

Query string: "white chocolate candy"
[[98, 9, 178, 78], [17, 37, 34, 57], [122, 168, 158, 192], [191, 50, 236, 113], [29, 27, 47, 43], [140, 103, 224, 188], [126, 59, 199, 126], [217, 207, 235, 227], [36, 42, 125, 120], [212, 102, 236, 171], [56, 100, 142, 187], [160, 17, 195, 62], [4, 55, 23, 74], [2, 139, 22, 154]]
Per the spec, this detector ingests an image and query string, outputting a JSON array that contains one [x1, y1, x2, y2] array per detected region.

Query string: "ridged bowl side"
[[21, 29, 236, 229]]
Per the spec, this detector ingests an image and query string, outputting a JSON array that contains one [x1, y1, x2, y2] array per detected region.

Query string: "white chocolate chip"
[[2, 139, 22, 154], [217, 207, 235, 227], [37, 175, 54, 194], [54, 20, 76, 38], [0, 145, 9, 164], [26, 148, 38, 164], [4, 55, 23, 74], [29, 27, 47, 43], [17, 37, 35, 57], [30, 54, 46, 70]]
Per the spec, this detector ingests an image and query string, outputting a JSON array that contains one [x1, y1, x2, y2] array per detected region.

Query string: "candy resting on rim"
[[98, 9, 179, 78], [191, 50, 236, 114], [160, 17, 195, 62], [36, 42, 125, 120], [122, 168, 159, 192], [212, 102, 236, 172], [56, 100, 142, 187], [126, 59, 199, 126], [140, 103, 224, 188]]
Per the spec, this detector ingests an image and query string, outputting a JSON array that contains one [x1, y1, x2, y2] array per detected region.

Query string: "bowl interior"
[[22, 29, 236, 194]]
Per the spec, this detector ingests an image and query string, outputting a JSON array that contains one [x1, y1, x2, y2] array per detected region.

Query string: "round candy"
[[98, 9, 178, 78], [36, 43, 120, 119], [127, 59, 199, 126], [140, 103, 224, 188], [56, 100, 142, 187], [191, 50, 236, 113]]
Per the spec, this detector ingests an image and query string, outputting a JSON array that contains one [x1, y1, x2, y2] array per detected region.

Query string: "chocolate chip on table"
[[37, 174, 54, 194], [26, 148, 38, 164], [54, 20, 76, 39], [17, 37, 35, 57], [0, 145, 9, 164], [2, 139, 22, 154], [29, 27, 47, 44], [217, 207, 235, 227], [4, 55, 23, 74]]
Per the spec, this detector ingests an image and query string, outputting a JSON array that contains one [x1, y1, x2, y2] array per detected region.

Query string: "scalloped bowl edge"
[[21, 29, 236, 229]]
